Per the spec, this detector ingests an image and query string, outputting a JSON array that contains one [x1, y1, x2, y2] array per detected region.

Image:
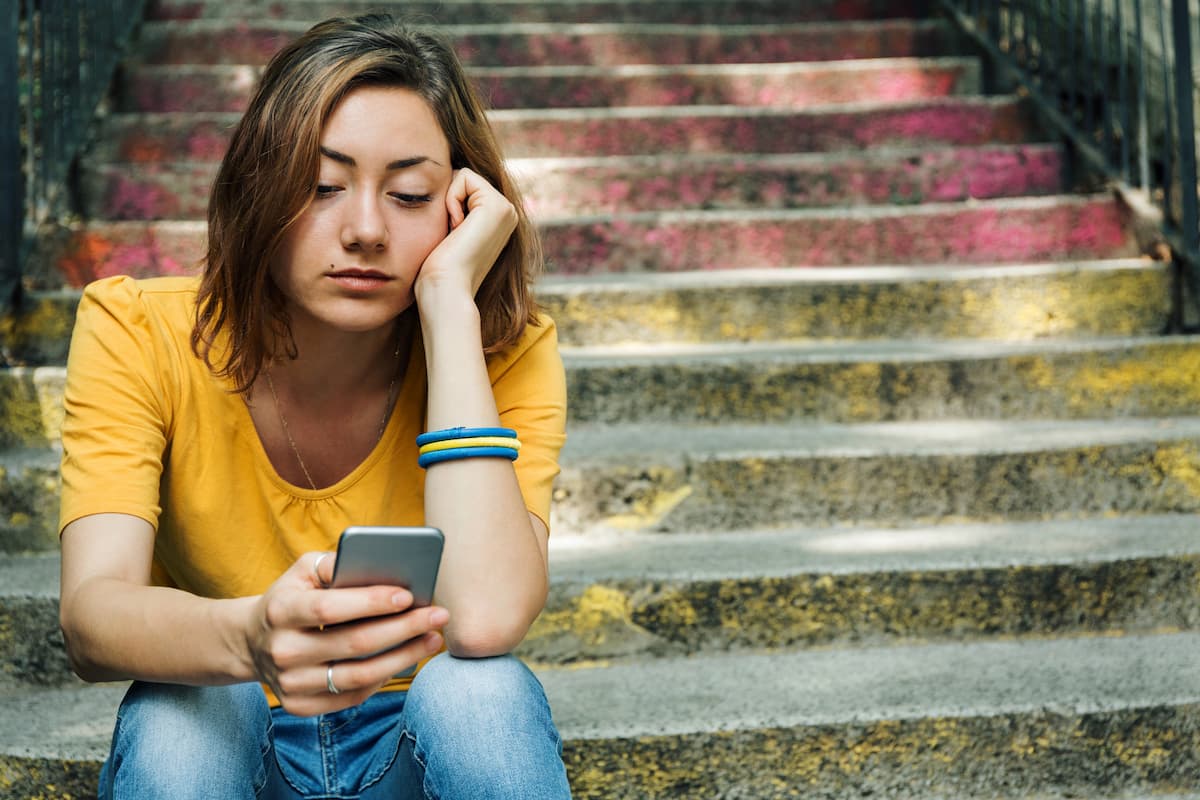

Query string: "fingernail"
[[428, 607, 449, 627], [425, 632, 444, 652], [392, 591, 413, 608]]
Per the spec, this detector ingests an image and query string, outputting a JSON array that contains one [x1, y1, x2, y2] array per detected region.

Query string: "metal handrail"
[[939, 0, 1200, 328], [2, 0, 147, 319]]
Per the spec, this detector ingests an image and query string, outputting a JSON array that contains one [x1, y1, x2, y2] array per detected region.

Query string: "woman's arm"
[[416, 168, 551, 657], [59, 512, 448, 716]]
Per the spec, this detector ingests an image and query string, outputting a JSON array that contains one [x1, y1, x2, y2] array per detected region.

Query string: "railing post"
[[0, 0, 20, 314], [1171, 0, 1200, 262]]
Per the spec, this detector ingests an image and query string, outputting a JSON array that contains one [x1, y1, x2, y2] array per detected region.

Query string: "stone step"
[[0, 447, 60, 554], [3, 260, 1168, 367], [118, 58, 982, 113], [5, 515, 1199, 685], [539, 260, 1170, 346], [553, 416, 1200, 534], [87, 97, 1037, 163], [31, 195, 1138, 288], [143, 0, 934, 24], [81, 144, 1065, 221], [537, 195, 1138, 275], [12, 416, 1200, 550], [2, 631, 1196, 798], [562, 335, 1200, 425], [9, 335, 1200, 449], [133, 19, 960, 67]]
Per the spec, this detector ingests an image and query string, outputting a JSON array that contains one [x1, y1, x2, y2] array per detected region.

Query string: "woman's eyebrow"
[[319, 145, 441, 170]]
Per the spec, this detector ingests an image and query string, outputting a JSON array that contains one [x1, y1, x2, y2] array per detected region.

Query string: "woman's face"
[[271, 85, 454, 336]]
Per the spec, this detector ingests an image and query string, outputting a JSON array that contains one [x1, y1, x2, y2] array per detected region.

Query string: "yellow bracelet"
[[418, 436, 523, 455]]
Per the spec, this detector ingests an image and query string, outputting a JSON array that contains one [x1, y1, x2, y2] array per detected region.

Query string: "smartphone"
[[331, 525, 444, 607]]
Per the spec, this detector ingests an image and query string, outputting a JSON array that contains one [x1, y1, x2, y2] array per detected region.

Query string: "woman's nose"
[[342, 194, 388, 251]]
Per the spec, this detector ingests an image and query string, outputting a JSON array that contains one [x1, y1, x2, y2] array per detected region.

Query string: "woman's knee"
[[400, 654, 570, 798], [406, 653, 554, 731], [102, 682, 273, 799]]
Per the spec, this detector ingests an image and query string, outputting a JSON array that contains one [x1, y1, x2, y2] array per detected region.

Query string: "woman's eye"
[[392, 193, 433, 207], [315, 184, 340, 198]]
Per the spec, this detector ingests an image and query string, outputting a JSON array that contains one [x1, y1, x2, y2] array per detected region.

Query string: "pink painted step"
[[92, 98, 1038, 162], [144, 0, 933, 24], [515, 146, 1065, 215], [46, 196, 1134, 287], [120, 59, 981, 113], [538, 196, 1138, 274], [135, 20, 959, 67], [82, 146, 1065, 221]]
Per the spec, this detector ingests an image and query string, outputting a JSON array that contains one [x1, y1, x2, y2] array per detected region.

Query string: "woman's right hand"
[[246, 552, 448, 716]]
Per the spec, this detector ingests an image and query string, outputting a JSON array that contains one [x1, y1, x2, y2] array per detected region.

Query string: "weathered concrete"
[[553, 417, 1200, 533], [2, 633, 1197, 799], [119, 58, 982, 113], [134, 19, 961, 67], [0, 288, 80, 366], [80, 144, 1065, 220], [0, 368, 65, 448], [562, 335, 1200, 424], [15, 336, 1200, 445], [4, 260, 1170, 367], [536, 195, 1138, 274], [0, 448, 61, 554], [38, 196, 1137, 287], [142, 0, 935, 24], [540, 260, 1171, 345], [8, 515, 1200, 681], [88, 97, 1038, 162]]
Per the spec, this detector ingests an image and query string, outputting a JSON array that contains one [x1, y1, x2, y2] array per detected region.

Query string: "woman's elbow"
[[442, 599, 545, 658]]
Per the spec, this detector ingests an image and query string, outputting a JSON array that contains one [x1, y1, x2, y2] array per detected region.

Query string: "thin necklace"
[[265, 341, 402, 491]]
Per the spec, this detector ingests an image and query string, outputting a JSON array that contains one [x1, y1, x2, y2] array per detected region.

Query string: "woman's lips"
[[327, 269, 392, 291]]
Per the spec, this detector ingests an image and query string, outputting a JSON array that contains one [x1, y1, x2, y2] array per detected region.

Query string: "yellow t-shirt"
[[59, 275, 568, 696]]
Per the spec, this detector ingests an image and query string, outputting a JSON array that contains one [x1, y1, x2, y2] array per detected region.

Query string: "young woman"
[[57, 13, 571, 799]]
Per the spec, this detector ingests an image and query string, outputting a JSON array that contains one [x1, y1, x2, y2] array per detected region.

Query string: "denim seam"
[[398, 729, 438, 800], [356, 719, 406, 793]]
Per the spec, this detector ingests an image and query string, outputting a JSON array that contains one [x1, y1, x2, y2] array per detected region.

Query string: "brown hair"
[[191, 13, 542, 392]]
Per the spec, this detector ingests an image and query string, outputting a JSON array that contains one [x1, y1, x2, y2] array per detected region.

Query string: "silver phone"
[[330, 525, 444, 607]]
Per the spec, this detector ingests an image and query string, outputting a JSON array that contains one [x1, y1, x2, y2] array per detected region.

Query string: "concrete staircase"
[[3, 0, 1199, 797]]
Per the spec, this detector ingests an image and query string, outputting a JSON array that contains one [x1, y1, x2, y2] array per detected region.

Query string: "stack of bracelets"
[[416, 426, 521, 468]]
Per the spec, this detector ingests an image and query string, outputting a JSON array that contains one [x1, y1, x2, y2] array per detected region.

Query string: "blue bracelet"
[[416, 427, 517, 447], [418, 446, 519, 468]]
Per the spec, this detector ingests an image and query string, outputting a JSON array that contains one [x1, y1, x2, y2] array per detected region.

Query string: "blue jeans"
[[98, 654, 572, 799]]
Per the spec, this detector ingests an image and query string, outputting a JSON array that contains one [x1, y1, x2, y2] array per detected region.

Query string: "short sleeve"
[[58, 277, 174, 534], [487, 314, 568, 533]]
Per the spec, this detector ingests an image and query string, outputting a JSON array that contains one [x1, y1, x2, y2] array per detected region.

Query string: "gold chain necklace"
[[265, 342, 402, 491]]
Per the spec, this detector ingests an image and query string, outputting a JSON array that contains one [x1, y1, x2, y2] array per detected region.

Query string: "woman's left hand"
[[415, 168, 517, 304]]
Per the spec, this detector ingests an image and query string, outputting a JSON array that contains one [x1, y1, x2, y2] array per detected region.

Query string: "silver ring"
[[326, 664, 341, 695], [312, 553, 332, 588]]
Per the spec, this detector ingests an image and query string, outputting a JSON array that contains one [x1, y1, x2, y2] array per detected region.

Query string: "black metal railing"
[[939, 0, 1200, 326], [2, 0, 146, 316]]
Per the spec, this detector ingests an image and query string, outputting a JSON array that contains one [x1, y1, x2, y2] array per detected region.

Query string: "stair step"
[[82, 144, 1065, 221], [561, 335, 1200, 424], [119, 58, 982, 113], [0, 448, 61, 554], [553, 417, 1200, 533], [143, 0, 934, 25], [537, 195, 1137, 274], [9, 335, 1200, 447], [134, 19, 959, 67], [540, 260, 1169, 346], [2, 632, 1196, 798], [88, 97, 1037, 162], [7, 516, 1199, 685], [12, 415, 1200, 550], [33, 196, 1137, 288], [4, 260, 1169, 367]]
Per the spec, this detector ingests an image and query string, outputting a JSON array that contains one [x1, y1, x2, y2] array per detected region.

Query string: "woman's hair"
[[191, 13, 542, 393]]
